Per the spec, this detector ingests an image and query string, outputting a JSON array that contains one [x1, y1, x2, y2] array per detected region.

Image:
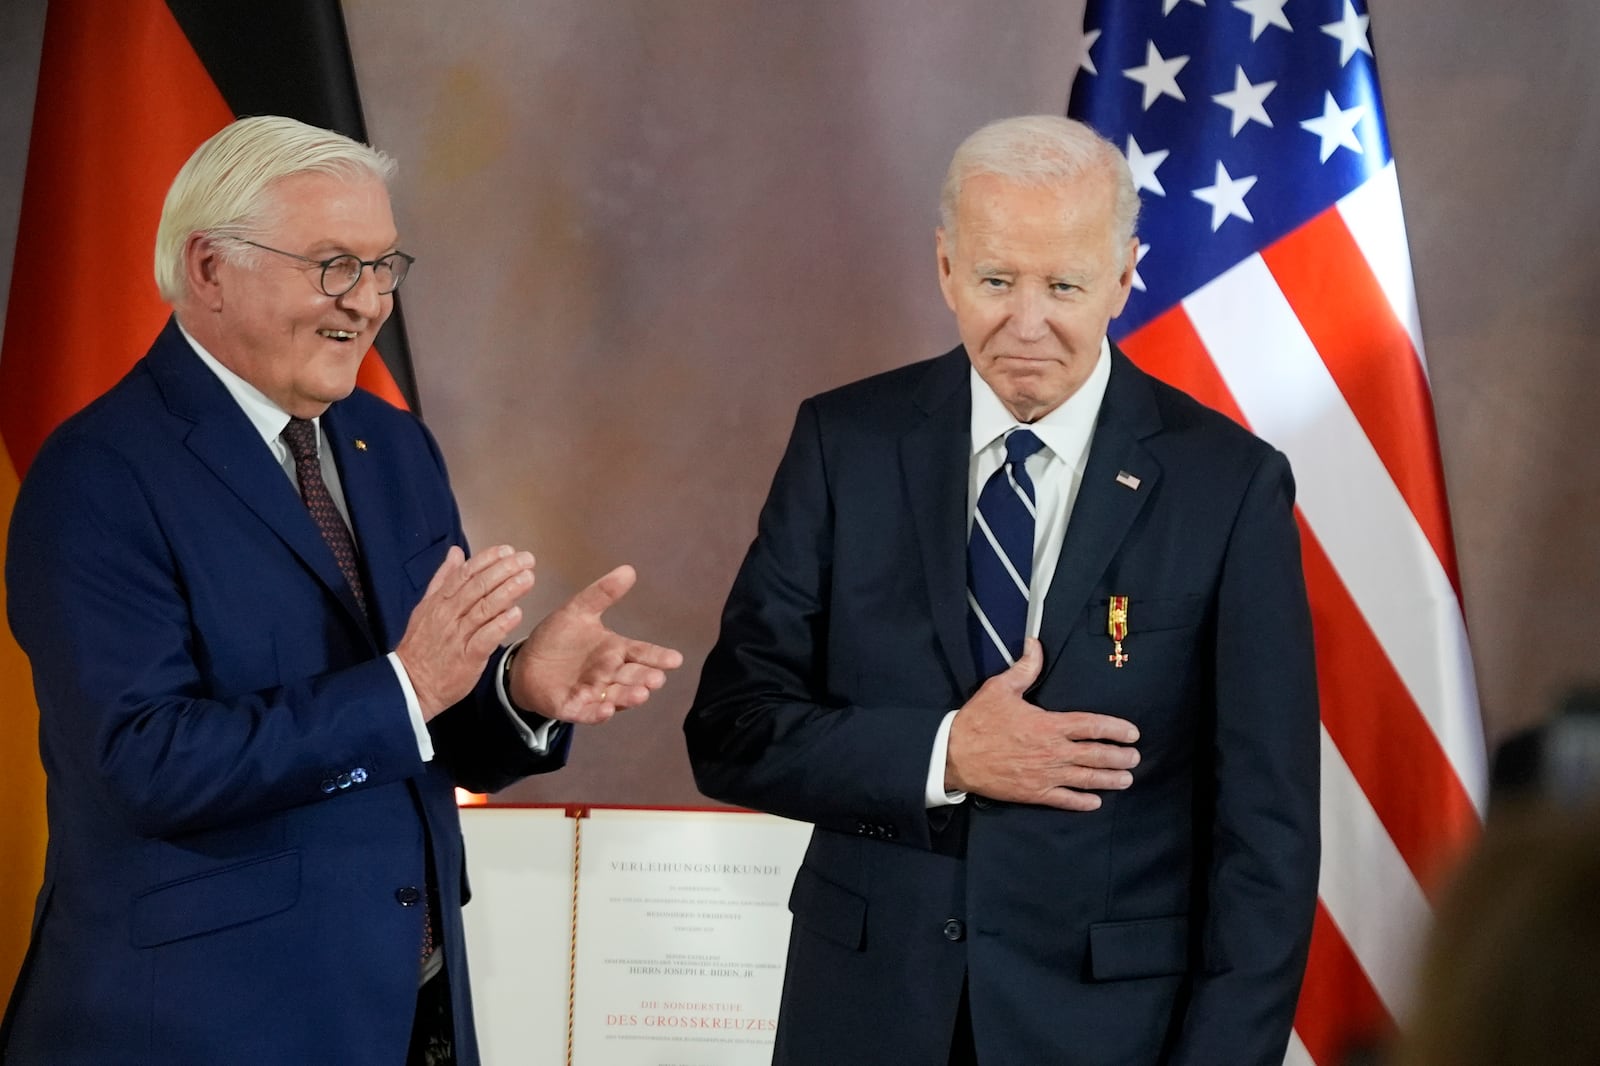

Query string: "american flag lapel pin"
[[1115, 470, 1141, 490]]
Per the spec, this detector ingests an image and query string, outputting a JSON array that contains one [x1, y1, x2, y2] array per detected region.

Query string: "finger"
[[461, 544, 522, 578], [613, 662, 669, 690], [464, 554, 537, 612], [464, 604, 524, 659], [609, 682, 658, 709], [422, 545, 467, 596], [559, 691, 617, 726], [608, 671, 667, 700], [564, 564, 638, 618], [1057, 711, 1140, 744], [459, 548, 535, 604], [1057, 740, 1140, 771], [565, 678, 615, 711], [1039, 788, 1103, 813], [1001, 638, 1043, 691], [463, 570, 535, 632], [1056, 765, 1136, 791], [621, 638, 684, 671], [430, 544, 510, 603]]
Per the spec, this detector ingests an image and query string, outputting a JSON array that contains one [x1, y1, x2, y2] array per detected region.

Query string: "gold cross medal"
[[1107, 596, 1130, 668]]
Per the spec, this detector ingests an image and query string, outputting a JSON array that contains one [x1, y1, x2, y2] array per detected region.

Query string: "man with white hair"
[[687, 115, 1320, 1064], [1, 116, 681, 1066]]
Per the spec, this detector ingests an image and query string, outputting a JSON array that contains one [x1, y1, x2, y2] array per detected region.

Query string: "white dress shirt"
[[178, 322, 554, 761], [925, 338, 1113, 806]]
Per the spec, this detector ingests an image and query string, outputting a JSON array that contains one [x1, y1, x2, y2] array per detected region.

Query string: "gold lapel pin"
[[354, 439, 368, 451]]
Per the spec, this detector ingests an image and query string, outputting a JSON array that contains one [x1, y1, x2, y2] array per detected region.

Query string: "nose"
[[336, 266, 386, 321], [1008, 285, 1049, 342]]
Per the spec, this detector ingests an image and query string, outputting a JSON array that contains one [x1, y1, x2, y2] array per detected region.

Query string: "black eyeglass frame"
[[230, 238, 415, 297]]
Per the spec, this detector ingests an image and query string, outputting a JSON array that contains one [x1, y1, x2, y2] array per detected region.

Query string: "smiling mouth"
[[317, 329, 360, 342]]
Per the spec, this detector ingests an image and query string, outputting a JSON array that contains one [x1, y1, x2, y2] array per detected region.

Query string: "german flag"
[[0, 0, 416, 1003]]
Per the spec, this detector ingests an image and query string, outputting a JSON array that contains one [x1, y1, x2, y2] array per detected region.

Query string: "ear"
[[935, 227, 958, 313], [1109, 236, 1139, 317], [183, 233, 228, 312]]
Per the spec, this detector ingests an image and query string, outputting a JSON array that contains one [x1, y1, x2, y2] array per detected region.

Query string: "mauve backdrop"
[[2, 1, 1597, 805]]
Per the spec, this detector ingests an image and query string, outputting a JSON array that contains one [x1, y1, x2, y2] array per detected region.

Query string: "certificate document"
[[570, 808, 811, 1065]]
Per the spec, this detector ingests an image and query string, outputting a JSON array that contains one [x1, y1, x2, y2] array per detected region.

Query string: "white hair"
[[938, 115, 1139, 252], [154, 115, 396, 302]]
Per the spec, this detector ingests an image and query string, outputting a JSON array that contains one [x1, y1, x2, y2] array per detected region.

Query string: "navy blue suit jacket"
[[1, 319, 568, 1065], [686, 346, 1320, 1065]]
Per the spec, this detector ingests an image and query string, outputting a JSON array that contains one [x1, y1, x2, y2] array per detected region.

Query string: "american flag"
[[1068, 1, 1486, 1062]]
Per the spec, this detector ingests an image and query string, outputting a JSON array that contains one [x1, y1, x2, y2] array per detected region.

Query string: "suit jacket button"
[[396, 886, 421, 906], [320, 778, 337, 794], [942, 918, 965, 942], [350, 767, 369, 784], [855, 822, 871, 836], [336, 773, 352, 790], [882, 825, 898, 840]]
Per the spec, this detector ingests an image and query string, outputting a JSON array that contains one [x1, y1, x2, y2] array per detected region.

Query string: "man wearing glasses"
[[0, 116, 681, 1066]]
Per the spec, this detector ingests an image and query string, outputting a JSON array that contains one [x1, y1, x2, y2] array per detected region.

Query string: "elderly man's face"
[[937, 170, 1135, 423], [209, 172, 397, 419]]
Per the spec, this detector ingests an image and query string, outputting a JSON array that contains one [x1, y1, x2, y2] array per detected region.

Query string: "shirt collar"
[[176, 320, 315, 455], [969, 336, 1112, 462]]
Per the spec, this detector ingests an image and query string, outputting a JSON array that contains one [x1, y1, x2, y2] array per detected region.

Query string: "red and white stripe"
[[1120, 162, 1486, 1066]]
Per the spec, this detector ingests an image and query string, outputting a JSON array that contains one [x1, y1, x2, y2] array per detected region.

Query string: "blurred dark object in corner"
[[1489, 686, 1600, 810], [1387, 799, 1600, 1066], [1337, 1041, 1386, 1066]]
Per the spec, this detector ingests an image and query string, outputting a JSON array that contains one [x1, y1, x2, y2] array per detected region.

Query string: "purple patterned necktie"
[[281, 417, 369, 622]]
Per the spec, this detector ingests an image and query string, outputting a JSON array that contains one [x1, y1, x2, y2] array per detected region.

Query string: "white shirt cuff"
[[387, 651, 435, 763], [495, 639, 557, 755], [925, 709, 968, 808]]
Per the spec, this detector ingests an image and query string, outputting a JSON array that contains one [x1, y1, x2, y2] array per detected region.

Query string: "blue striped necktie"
[[968, 428, 1044, 678]]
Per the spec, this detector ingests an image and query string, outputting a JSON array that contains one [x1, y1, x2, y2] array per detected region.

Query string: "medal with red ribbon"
[[1107, 596, 1130, 668]]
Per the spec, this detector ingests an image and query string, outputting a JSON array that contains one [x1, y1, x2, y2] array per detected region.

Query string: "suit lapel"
[[1037, 347, 1163, 687], [146, 320, 375, 643], [901, 351, 979, 694]]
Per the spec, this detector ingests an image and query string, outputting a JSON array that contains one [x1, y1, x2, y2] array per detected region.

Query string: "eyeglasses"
[[231, 239, 415, 297]]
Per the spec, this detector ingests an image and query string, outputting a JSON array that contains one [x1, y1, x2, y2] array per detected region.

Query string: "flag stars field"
[[1124, 41, 1190, 110], [1192, 160, 1259, 229], [1075, 28, 1101, 76], [1076, 4, 1390, 325], [1126, 135, 1170, 195], [1131, 243, 1152, 293], [1302, 92, 1368, 162], [1213, 66, 1278, 135], [1232, 0, 1293, 41], [1321, 0, 1374, 66]]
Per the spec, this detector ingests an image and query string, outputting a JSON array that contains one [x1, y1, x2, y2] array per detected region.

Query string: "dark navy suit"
[[1, 319, 568, 1065], [686, 345, 1319, 1065]]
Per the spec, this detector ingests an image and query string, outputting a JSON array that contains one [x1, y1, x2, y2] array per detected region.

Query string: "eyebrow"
[[303, 239, 404, 258], [971, 262, 1094, 285]]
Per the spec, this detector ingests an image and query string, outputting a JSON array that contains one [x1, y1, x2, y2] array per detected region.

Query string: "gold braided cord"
[[566, 806, 586, 1066]]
